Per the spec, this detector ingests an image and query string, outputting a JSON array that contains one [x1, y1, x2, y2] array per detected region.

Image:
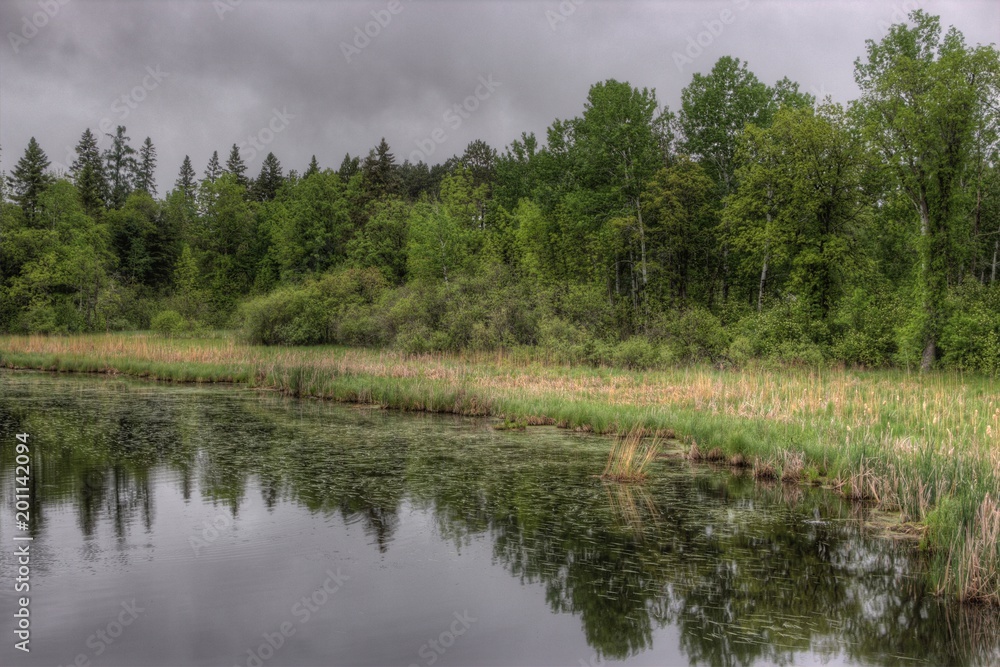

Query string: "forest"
[[3, 11, 999, 374]]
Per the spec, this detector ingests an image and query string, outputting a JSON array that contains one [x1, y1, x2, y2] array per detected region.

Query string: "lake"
[[0, 370, 997, 666]]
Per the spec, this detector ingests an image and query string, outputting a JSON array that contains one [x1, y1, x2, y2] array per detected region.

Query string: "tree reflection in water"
[[1, 373, 997, 666]]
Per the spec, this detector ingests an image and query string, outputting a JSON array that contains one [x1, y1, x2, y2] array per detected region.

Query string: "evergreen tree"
[[70, 129, 108, 217], [103, 126, 137, 209], [305, 155, 320, 178], [251, 152, 284, 202], [225, 144, 248, 188], [135, 137, 158, 196], [7, 137, 53, 225], [338, 153, 360, 181], [361, 137, 400, 200], [175, 155, 197, 199], [203, 150, 222, 184]]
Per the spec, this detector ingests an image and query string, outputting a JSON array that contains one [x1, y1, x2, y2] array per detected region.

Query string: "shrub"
[[611, 336, 661, 370], [150, 310, 189, 337], [656, 306, 728, 362], [939, 282, 1000, 375]]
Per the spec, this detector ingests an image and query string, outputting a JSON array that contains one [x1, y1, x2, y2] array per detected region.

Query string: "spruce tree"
[[305, 155, 320, 178], [361, 137, 400, 199], [203, 150, 222, 184], [7, 137, 52, 225], [175, 155, 197, 199], [251, 152, 283, 202], [338, 153, 360, 181], [103, 126, 137, 209], [135, 137, 158, 196], [70, 128, 108, 216], [225, 144, 248, 188]]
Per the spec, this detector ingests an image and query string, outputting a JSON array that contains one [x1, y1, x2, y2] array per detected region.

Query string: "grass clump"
[[602, 428, 660, 482]]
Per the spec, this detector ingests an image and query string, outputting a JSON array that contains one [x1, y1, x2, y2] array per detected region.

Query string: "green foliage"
[[939, 282, 1000, 374], [611, 336, 661, 370], [728, 304, 828, 367], [238, 267, 388, 346], [151, 309, 189, 336], [3, 17, 1000, 386], [654, 306, 729, 363]]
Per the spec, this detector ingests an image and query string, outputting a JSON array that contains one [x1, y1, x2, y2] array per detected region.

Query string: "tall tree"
[[574, 79, 664, 310], [251, 152, 283, 202], [135, 137, 158, 196], [103, 126, 137, 209], [361, 138, 400, 201], [642, 156, 717, 306], [203, 150, 222, 184], [678, 57, 776, 302], [726, 104, 870, 328], [175, 155, 197, 200], [854, 10, 1000, 369], [7, 137, 53, 225], [305, 155, 320, 178], [338, 153, 360, 181], [225, 143, 248, 188], [70, 129, 108, 217]]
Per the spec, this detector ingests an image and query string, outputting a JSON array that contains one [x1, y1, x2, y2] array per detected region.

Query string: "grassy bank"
[[1, 332, 997, 604]]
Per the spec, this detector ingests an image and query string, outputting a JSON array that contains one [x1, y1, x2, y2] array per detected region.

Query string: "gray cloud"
[[1, 0, 997, 192]]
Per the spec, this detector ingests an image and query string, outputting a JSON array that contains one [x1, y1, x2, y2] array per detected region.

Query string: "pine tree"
[[251, 152, 283, 202], [305, 155, 320, 178], [7, 137, 53, 225], [203, 151, 222, 184], [175, 155, 197, 199], [361, 137, 400, 200], [70, 128, 108, 216], [338, 153, 360, 181], [225, 144, 248, 188], [135, 137, 158, 196], [103, 126, 137, 209]]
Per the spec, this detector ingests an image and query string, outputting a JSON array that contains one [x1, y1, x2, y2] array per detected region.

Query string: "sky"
[[1, 0, 997, 193]]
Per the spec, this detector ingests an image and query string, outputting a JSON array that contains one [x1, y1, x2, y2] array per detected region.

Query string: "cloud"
[[1, 0, 997, 192]]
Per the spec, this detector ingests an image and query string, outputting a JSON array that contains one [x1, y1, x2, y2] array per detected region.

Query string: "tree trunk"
[[921, 338, 936, 373], [635, 199, 648, 287], [992, 236, 998, 283], [919, 200, 933, 372], [758, 249, 769, 313]]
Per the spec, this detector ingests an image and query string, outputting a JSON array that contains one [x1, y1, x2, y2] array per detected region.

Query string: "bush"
[[237, 267, 389, 346], [832, 286, 900, 368], [150, 310, 189, 337], [727, 303, 828, 367], [655, 307, 728, 362], [611, 336, 662, 370], [939, 282, 1000, 375]]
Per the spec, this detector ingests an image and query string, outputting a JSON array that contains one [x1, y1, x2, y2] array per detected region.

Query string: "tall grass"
[[0, 333, 997, 602], [601, 428, 660, 482]]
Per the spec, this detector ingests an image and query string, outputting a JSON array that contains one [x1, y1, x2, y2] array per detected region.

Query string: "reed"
[[601, 428, 660, 482]]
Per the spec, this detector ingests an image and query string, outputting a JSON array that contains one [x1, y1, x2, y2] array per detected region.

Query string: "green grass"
[[0, 332, 997, 603]]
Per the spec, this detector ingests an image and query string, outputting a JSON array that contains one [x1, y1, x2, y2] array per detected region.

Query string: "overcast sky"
[[1, 0, 997, 192]]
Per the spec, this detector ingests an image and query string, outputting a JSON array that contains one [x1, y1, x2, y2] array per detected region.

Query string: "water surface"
[[0, 371, 997, 666]]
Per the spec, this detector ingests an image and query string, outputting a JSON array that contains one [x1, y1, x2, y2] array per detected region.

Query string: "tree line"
[[2, 11, 999, 372]]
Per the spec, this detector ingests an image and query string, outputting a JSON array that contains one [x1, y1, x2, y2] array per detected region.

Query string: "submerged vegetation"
[[1, 332, 998, 603]]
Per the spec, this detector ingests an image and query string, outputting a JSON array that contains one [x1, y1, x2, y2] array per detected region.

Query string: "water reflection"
[[0, 371, 997, 666]]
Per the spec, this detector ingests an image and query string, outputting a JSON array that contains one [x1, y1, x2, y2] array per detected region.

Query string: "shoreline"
[[0, 333, 996, 604]]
